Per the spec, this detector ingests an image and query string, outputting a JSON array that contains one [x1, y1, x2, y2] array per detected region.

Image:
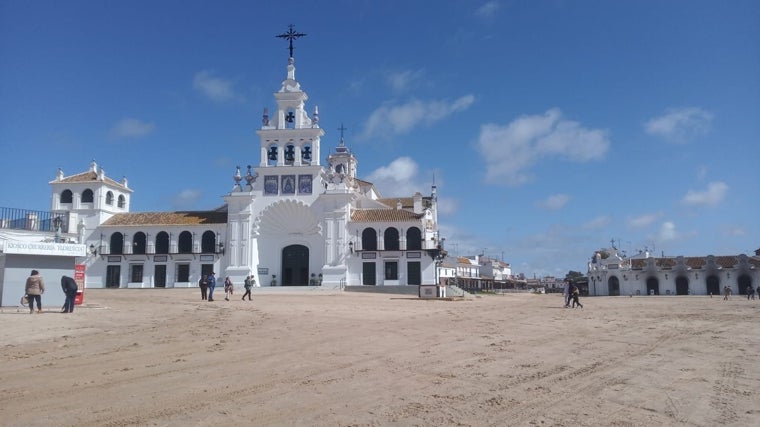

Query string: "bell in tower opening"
[[302, 145, 312, 162], [268, 146, 278, 162]]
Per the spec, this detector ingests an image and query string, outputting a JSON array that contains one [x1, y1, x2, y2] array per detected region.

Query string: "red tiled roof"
[[51, 171, 129, 190], [624, 255, 742, 271], [350, 209, 424, 223], [715, 256, 737, 269], [685, 257, 706, 269], [377, 197, 414, 209], [101, 211, 227, 226]]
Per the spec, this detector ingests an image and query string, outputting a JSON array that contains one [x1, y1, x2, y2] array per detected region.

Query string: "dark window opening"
[[82, 189, 94, 203]]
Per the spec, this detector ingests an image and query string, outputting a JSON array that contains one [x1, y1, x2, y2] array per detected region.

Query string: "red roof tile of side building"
[[354, 178, 373, 187], [350, 209, 424, 223], [685, 257, 706, 269], [715, 256, 737, 269], [620, 255, 745, 271], [51, 171, 130, 191], [377, 197, 415, 209], [101, 211, 228, 226]]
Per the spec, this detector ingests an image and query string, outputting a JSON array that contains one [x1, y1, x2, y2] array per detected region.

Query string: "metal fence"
[[0, 207, 69, 233]]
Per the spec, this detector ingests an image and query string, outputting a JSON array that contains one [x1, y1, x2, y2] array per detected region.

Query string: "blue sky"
[[1, 0, 759, 277]]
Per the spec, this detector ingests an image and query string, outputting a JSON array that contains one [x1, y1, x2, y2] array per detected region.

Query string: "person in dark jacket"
[[571, 284, 583, 309], [207, 272, 217, 302], [198, 275, 209, 300], [60, 275, 78, 313], [242, 275, 254, 301]]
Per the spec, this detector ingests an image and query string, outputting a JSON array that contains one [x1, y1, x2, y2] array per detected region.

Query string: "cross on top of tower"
[[336, 123, 349, 153], [337, 123, 347, 144], [276, 25, 307, 58]]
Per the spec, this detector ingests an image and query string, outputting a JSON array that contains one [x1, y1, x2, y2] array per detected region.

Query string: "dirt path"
[[1, 289, 758, 426]]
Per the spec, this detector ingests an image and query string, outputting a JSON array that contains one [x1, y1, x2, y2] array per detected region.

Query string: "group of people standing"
[[198, 272, 216, 301], [198, 273, 256, 302], [723, 285, 757, 300], [22, 269, 79, 314], [564, 282, 583, 309]]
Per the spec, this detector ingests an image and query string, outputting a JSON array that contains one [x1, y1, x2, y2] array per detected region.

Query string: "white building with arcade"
[[586, 245, 760, 296]]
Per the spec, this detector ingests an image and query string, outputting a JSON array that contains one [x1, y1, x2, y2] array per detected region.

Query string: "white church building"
[[41, 39, 443, 290]]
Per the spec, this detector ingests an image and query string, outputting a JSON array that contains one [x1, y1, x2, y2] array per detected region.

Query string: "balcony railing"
[[0, 207, 70, 233]]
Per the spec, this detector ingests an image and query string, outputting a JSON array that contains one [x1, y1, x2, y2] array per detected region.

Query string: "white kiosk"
[[0, 240, 87, 308]]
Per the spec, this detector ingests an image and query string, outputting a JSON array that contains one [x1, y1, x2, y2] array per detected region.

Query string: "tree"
[[565, 271, 585, 284]]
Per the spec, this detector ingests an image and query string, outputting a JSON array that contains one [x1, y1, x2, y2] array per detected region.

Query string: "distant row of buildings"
[[437, 255, 531, 292], [586, 246, 760, 296]]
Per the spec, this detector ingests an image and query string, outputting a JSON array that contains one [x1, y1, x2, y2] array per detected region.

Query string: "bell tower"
[[256, 25, 324, 169], [326, 124, 358, 180]]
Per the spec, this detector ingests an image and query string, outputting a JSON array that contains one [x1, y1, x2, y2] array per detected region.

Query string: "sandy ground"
[[1, 289, 759, 427]]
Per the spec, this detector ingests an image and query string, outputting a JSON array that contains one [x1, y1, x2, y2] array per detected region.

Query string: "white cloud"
[[644, 107, 713, 143], [172, 189, 202, 209], [477, 108, 610, 185], [537, 194, 570, 210], [681, 181, 728, 206], [657, 221, 677, 242], [582, 216, 610, 230], [193, 70, 238, 102], [361, 95, 474, 139], [109, 117, 155, 140], [475, 1, 500, 19], [366, 157, 420, 197], [386, 69, 424, 92], [436, 197, 459, 216], [628, 212, 662, 228], [723, 226, 745, 237], [696, 165, 708, 181]]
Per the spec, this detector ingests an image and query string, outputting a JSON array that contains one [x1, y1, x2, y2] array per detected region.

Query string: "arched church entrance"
[[706, 275, 720, 296], [608, 276, 620, 296], [738, 274, 752, 295], [282, 244, 309, 286], [675, 276, 689, 295], [646, 277, 659, 295]]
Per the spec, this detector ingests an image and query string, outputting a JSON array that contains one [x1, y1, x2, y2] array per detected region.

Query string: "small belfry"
[[326, 123, 358, 184]]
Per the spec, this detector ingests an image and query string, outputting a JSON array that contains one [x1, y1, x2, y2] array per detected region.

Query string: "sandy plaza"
[[1, 289, 759, 427]]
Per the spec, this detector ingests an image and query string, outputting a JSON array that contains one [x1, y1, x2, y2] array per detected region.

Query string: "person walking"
[[242, 275, 255, 301], [748, 285, 755, 301], [60, 275, 78, 313], [571, 284, 583, 309], [25, 269, 45, 314], [207, 272, 217, 301], [224, 276, 234, 301], [563, 280, 571, 308], [198, 275, 209, 300]]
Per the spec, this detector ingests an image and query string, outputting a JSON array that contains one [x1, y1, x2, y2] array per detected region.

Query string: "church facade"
[[47, 45, 443, 290]]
